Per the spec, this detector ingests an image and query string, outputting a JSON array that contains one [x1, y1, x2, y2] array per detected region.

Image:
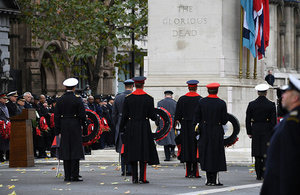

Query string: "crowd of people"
[[0, 87, 116, 162]]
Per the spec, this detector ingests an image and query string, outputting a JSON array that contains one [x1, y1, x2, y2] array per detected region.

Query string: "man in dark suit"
[[261, 75, 300, 194], [36, 94, 52, 158], [156, 90, 177, 161], [112, 79, 134, 176], [120, 76, 159, 184], [265, 70, 275, 86], [175, 80, 202, 178], [54, 78, 86, 182], [246, 84, 276, 180], [193, 83, 228, 186]]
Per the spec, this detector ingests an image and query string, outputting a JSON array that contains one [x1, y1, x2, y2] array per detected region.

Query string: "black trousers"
[[255, 156, 265, 179], [164, 145, 175, 160], [121, 154, 132, 174], [131, 161, 147, 181], [206, 172, 221, 184], [186, 162, 198, 177], [63, 159, 80, 178]]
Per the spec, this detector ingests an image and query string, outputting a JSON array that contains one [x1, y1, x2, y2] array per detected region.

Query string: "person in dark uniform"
[[246, 84, 276, 180], [54, 78, 86, 182], [193, 83, 228, 186], [106, 95, 115, 147], [174, 80, 202, 178], [36, 94, 52, 158], [119, 76, 159, 184], [0, 93, 9, 162], [6, 91, 20, 117], [264, 70, 275, 86], [261, 75, 300, 195], [156, 90, 177, 161], [112, 79, 134, 176]]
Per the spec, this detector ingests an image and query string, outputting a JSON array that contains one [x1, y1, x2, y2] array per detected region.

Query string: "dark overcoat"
[[246, 96, 276, 156], [6, 100, 19, 117], [119, 89, 159, 165], [0, 102, 10, 150], [260, 106, 300, 195], [112, 90, 132, 153], [156, 97, 177, 146], [174, 92, 201, 163], [193, 95, 228, 172], [54, 92, 86, 160]]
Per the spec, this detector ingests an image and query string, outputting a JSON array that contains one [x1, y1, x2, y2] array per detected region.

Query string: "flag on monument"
[[241, 0, 256, 58], [263, 0, 270, 49], [253, 0, 265, 59]]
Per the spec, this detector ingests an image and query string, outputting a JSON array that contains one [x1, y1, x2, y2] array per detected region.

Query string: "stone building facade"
[[1, 0, 116, 96]]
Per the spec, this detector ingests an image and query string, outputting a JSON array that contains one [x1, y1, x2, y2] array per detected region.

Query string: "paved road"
[[0, 160, 262, 195]]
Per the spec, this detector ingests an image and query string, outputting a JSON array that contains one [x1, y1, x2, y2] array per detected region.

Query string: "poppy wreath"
[[224, 113, 240, 147], [82, 109, 102, 146], [100, 117, 110, 132], [50, 113, 55, 128], [39, 116, 49, 132], [152, 107, 172, 141], [0, 120, 11, 140]]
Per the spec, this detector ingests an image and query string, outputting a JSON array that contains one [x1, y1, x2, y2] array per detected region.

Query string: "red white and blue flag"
[[241, 0, 269, 60]]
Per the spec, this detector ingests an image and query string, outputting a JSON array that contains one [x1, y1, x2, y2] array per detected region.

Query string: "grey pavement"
[[0, 154, 262, 195]]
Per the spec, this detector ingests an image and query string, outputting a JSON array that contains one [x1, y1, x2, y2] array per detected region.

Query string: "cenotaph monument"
[[145, 0, 275, 150]]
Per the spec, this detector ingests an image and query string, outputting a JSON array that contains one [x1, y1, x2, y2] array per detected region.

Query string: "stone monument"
[[145, 0, 275, 150]]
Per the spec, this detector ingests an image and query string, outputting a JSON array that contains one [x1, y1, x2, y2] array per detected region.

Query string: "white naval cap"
[[255, 83, 269, 92], [286, 75, 300, 93], [63, 78, 78, 87]]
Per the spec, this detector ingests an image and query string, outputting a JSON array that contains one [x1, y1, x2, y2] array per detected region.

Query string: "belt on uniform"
[[128, 117, 148, 121], [203, 121, 222, 125], [60, 114, 77, 118]]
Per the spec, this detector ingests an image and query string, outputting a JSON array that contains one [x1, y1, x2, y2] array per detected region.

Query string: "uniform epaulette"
[[146, 94, 153, 98], [290, 110, 298, 116], [287, 116, 299, 123]]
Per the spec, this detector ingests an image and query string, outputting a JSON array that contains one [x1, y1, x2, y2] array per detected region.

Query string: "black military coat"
[[193, 95, 228, 172], [174, 92, 201, 163], [246, 96, 276, 157], [6, 100, 19, 117], [54, 91, 86, 160], [119, 89, 159, 165], [112, 89, 132, 153], [260, 106, 300, 195]]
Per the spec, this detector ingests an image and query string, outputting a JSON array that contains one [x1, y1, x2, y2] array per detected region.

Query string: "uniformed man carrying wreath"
[[119, 76, 159, 184], [112, 79, 134, 176], [54, 78, 86, 182], [174, 80, 202, 178], [246, 84, 276, 180], [261, 75, 300, 195], [193, 83, 228, 186]]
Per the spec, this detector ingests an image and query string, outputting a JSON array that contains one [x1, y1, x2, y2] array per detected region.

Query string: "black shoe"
[[37, 155, 47, 158], [164, 159, 170, 161], [212, 183, 223, 186], [121, 172, 125, 176], [69, 177, 83, 181], [256, 177, 262, 180], [205, 183, 212, 186], [126, 172, 132, 176], [132, 179, 138, 184], [192, 175, 201, 178], [64, 177, 71, 181], [139, 180, 149, 184], [185, 175, 193, 178], [0, 158, 4, 162]]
